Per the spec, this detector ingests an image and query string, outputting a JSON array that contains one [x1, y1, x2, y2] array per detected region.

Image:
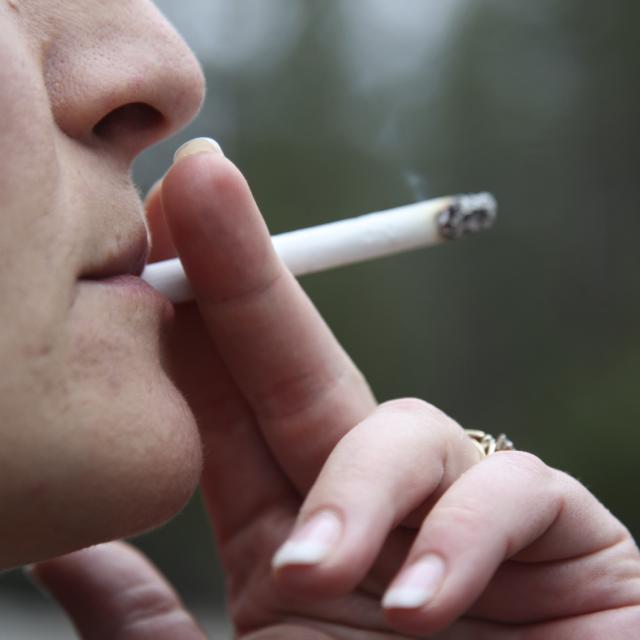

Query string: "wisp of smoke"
[[404, 170, 430, 202]]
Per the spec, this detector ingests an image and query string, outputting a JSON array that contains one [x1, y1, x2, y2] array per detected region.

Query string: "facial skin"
[[0, 0, 205, 568]]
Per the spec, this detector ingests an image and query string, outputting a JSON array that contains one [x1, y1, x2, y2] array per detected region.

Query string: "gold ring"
[[464, 429, 515, 458]]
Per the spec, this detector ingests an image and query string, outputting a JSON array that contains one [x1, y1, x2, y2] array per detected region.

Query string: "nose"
[[44, 2, 206, 162]]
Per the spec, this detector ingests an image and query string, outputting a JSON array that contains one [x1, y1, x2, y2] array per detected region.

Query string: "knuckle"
[[114, 582, 194, 634], [494, 449, 551, 478], [380, 397, 455, 430], [381, 396, 431, 414], [491, 451, 566, 507], [119, 582, 178, 618], [433, 499, 489, 533]]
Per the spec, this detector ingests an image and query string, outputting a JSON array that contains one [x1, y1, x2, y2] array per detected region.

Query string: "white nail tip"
[[271, 540, 332, 570], [173, 137, 224, 164], [382, 586, 432, 609], [382, 554, 446, 610], [271, 510, 342, 570]]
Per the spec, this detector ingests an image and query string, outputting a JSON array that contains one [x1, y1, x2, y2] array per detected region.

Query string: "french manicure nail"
[[272, 510, 342, 570], [382, 554, 446, 609], [173, 137, 224, 164]]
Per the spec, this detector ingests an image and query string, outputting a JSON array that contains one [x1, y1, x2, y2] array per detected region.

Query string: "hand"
[[31, 149, 640, 638]]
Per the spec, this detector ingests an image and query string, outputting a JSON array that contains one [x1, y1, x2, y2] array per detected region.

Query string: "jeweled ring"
[[464, 429, 515, 458]]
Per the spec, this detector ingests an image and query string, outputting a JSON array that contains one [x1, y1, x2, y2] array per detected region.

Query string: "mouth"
[[80, 227, 150, 282]]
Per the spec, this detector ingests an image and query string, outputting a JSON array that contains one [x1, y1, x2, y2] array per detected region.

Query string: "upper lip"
[[81, 227, 150, 280]]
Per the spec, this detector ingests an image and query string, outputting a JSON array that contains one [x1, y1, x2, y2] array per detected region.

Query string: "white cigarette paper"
[[142, 192, 497, 303]]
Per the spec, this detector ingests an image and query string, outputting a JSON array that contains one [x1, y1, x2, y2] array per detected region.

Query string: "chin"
[[91, 378, 204, 534], [0, 390, 203, 570], [0, 336, 203, 570], [64, 370, 204, 548]]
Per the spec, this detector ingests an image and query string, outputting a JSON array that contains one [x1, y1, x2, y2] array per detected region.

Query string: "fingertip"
[[270, 510, 355, 599], [173, 137, 224, 163], [160, 151, 277, 303], [382, 553, 446, 609], [162, 148, 247, 219], [270, 505, 395, 603], [31, 541, 132, 583], [272, 561, 363, 602], [381, 553, 451, 636], [272, 510, 342, 570], [384, 598, 459, 639]]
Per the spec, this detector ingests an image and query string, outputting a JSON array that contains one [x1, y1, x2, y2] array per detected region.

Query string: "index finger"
[[161, 148, 376, 490]]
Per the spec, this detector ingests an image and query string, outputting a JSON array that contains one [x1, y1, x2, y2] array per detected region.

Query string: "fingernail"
[[272, 510, 342, 570], [382, 554, 446, 609], [173, 137, 224, 164]]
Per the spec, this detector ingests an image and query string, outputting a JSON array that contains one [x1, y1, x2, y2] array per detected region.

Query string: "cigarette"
[[142, 192, 497, 303]]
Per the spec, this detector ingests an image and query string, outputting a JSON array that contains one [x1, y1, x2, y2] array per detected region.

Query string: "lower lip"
[[80, 274, 174, 314]]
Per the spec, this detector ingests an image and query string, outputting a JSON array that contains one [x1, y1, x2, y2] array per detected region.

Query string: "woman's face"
[[0, 0, 205, 568]]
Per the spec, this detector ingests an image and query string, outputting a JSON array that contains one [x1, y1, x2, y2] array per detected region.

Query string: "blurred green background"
[[3, 0, 640, 627]]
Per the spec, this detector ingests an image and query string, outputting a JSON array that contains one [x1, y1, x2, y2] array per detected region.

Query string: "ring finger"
[[381, 451, 633, 637]]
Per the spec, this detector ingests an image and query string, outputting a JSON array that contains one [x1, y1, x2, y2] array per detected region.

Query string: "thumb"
[[27, 541, 206, 640]]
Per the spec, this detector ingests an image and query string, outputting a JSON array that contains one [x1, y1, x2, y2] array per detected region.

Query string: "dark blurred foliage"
[[4, 0, 639, 613]]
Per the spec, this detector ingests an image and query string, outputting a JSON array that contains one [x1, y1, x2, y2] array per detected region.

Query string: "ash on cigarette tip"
[[437, 192, 497, 240]]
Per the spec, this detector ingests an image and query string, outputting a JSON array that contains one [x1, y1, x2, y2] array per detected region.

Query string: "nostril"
[[93, 102, 166, 150]]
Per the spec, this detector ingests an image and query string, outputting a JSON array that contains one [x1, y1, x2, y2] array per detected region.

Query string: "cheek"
[[0, 16, 74, 356], [0, 18, 60, 231]]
